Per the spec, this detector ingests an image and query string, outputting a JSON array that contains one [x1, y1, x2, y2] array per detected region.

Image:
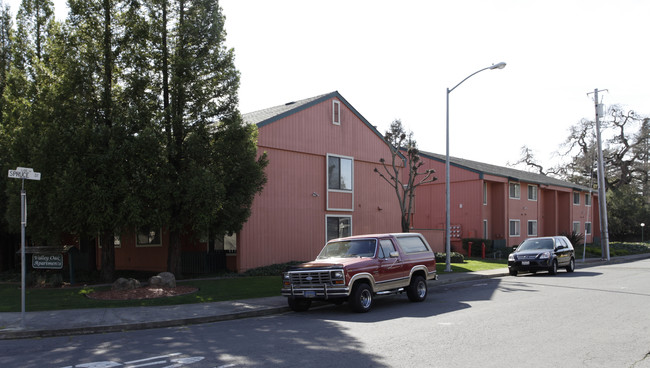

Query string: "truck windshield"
[[317, 239, 377, 259]]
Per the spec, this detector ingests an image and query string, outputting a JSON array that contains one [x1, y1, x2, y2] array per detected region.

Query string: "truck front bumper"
[[281, 284, 350, 299]]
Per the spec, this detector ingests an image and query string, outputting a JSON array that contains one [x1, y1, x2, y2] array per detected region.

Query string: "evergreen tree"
[[151, 0, 266, 276]]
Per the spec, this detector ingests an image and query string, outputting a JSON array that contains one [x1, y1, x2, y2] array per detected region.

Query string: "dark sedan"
[[508, 236, 575, 276]]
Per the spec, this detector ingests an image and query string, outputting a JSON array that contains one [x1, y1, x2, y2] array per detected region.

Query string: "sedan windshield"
[[517, 238, 554, 251], [317, 239, 377, 259]]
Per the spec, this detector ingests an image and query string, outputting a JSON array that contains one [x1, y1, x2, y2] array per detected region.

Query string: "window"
[[527, 220, 538, 236], [528, 185, 538, 201], [573, 222, 580, 234], [509, 220, 520, 237], [326, 215, 351, 242], [378, 239, 397, 258], [136, 226, 162, 247], [585, 222, 592, 235], [328, 155, 353, 191], [483, 219, 488, 239], [585, 193, 592, 206], [332, 100, 341, 125], [483, 182, 487, 205], [396, 236, 430, 254], [509, 182, 520, 199], [573, 192, 580, 205]]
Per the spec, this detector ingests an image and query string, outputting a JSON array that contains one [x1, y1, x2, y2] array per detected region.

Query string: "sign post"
[[8, 167, 41, 328]]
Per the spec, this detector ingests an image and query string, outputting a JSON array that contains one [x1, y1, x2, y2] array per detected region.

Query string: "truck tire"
[[288, 297, 311, 312], [406, 275, 427, 302], [349, 282, 373, 313]]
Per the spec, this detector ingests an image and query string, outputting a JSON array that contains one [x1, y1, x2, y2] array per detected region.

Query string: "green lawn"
[[0, 259, 503, 313], [0, 276, 281, 312], [436, 258, 507, 273]]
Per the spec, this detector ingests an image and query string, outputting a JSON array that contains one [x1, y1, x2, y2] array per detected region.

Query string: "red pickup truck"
[[281, 233, 437, 313]]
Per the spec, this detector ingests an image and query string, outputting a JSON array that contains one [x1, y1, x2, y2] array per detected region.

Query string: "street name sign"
[[8, 167, 41, 181]]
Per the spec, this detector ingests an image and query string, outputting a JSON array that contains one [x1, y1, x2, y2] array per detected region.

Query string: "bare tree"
[[374, 120, 437, 232]]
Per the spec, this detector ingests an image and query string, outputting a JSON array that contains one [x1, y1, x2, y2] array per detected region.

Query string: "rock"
[[112, 277, 141, 291], [148, 272, 176, 288]]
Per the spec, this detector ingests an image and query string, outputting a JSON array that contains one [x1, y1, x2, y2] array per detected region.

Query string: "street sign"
[[32, 254, 63, 269], [8, 167, 41, 181], [7, 166, 42, 327]]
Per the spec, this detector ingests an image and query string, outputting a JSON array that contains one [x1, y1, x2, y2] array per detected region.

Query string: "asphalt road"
[[1, 259, 649, 368]]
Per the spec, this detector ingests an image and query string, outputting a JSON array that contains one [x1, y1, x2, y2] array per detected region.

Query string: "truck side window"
[[380, 240, 396, 258], [396, 236, 429, 254]]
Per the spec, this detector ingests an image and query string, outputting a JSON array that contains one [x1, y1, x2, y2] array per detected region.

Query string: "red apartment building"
[[93, 91, 598, 273]]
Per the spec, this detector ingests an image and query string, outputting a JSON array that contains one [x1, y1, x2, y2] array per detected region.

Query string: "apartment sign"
[[32, 254, 63, 269]]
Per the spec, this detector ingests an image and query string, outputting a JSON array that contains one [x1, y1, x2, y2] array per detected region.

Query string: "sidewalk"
[[1, 254, 648, 340]]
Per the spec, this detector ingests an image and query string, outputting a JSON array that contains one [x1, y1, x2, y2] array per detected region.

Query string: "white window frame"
[[585, 193, 592, 206], [585, 222, 592, 235], [483, 182, 487, 205], [332, 100, 341, 125], [509, 219, 521, 237], [327, 154, 353, 192], [527, 220, 538, 236], [326, 215, 352, 242], [509, 182, 520, 199], [136, 226, 163, 247], [573, 192, 580, 205], [528, 185, 538, 201], [573, 221, 580, 234], [483, 219, 488, 239]]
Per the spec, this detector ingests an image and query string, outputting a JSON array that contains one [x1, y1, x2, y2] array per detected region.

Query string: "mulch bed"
[[86, 285, 198, 300]]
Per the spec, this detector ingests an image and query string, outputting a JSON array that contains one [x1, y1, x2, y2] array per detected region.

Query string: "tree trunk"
[[167, 226, 183, 278], [100, 230, 115, 282]]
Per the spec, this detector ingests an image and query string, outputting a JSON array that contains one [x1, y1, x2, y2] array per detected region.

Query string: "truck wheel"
[[288, 297, 311, 312], [349, 283, 373, 313], [406, 275, 427, 302]]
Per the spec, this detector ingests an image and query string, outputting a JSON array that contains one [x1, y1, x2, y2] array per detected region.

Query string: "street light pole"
[[445, 62, 506, 272], [642, 223, 645, 243]]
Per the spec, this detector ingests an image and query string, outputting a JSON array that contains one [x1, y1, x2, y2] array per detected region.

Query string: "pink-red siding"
[[237, 98, 402, 272]]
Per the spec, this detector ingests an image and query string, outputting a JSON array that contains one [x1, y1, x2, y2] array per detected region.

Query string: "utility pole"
[[591, 89, 610, 261]]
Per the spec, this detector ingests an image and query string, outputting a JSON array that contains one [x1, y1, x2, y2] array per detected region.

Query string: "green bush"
[[435, 252, 465, 263], [561, 231, 585, 246]]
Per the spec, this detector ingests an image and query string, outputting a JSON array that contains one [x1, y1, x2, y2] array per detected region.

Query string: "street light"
[[444, 62, 506, 272], [642, 223, 645, 243]]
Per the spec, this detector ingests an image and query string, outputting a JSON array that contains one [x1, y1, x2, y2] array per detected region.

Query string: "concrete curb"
[[0, 305, 291, 340], [1, 253, 648, 340]]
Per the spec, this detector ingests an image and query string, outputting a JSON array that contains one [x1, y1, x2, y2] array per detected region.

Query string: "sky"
[[5, 0, 649, 170]]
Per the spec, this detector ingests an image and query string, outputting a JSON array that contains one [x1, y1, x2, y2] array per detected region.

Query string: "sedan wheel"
[[566, 258, 575, 273]]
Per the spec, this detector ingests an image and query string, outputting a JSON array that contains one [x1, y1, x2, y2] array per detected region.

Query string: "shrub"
[[562, 231, 585, 246], [435, 252, 465, 263]]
